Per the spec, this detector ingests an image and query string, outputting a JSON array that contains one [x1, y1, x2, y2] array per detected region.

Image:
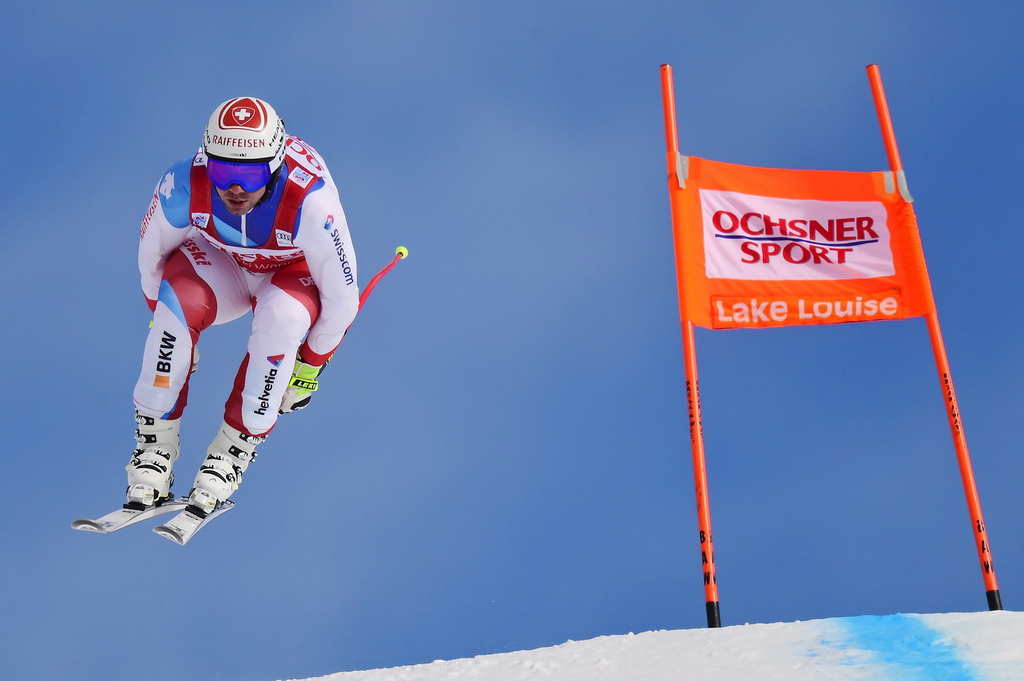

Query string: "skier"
[[127, 97, 359, 518]]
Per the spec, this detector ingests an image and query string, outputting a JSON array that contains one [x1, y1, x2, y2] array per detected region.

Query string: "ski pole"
[[359, 245, 408, 310], [329, 245, 406, 353], [292, 246, 407, 390]]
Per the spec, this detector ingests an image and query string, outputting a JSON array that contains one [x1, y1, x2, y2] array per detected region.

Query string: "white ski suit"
[[134, 136, 359, 436]]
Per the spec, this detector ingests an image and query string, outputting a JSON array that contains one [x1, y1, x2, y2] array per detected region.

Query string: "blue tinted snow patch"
[[829, 614, 978, 680]]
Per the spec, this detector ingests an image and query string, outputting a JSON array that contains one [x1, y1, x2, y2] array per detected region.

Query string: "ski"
[[72, 498, 189, 534], [153, 500, 235, 546]]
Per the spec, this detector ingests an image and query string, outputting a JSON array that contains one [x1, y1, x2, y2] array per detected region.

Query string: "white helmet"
[[203, 97, 286, 172]]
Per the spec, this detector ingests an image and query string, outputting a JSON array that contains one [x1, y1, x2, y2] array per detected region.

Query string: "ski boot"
[[126, 411, 180, 508], [188, 422, 265, 516]]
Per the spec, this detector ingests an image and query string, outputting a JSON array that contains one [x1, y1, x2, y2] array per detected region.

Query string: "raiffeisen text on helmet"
[[209, 136, 268, 149]]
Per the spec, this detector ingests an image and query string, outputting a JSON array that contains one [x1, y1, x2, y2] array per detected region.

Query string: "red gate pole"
[[660, 64, 721, 628], [867, 64, 1002, 611]]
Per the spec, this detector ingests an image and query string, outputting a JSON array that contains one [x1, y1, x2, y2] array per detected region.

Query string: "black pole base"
[[986, 589, 1003, 611], [706, 601, 722, 628]]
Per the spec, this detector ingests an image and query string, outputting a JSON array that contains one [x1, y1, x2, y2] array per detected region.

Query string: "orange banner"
[[668, 157, 935, 329]]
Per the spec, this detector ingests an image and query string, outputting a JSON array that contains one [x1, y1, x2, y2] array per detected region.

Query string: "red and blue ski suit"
[[134, 136, 359, 436]]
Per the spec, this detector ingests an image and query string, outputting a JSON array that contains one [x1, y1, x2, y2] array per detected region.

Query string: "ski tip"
[[153, 500, 235, 546], [71, 519, 106, 533], [153, 525, 186, 545]]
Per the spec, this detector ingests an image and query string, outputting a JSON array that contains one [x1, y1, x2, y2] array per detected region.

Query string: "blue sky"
[[2, 2, 1023, 680]]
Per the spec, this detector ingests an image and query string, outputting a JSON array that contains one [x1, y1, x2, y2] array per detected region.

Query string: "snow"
[[283, 611, 1024, 681]]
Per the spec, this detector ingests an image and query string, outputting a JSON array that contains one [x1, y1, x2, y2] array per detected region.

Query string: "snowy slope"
[[285, 611, 1024, 681]]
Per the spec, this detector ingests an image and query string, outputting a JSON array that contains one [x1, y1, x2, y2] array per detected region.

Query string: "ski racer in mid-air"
[[127, 96, 359, 518]]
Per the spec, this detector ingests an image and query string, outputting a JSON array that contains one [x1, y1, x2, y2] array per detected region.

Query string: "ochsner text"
[[701, 190, 895, 281]]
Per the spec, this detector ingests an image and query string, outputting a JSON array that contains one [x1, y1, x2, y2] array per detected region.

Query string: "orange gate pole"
[[660, 64, 721, 627], [867, 64, 1002, 611]]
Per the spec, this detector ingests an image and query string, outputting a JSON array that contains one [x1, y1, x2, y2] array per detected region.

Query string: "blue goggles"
[[206, 158, 273, 192]]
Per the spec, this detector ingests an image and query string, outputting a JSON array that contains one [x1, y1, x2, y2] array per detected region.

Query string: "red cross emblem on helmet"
[[219, 97, 267, 131], [232, 107, 254, 124]]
